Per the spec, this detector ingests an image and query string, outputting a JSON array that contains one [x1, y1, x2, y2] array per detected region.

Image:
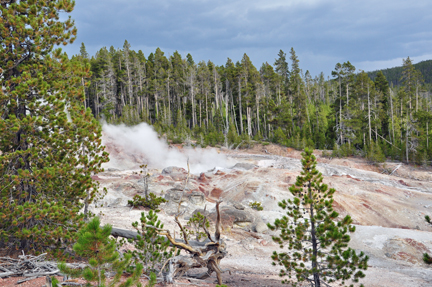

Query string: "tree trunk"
[[238, 79, 243, 134], [247, 106, 252, 137], [368, 84, 371, 144], [390, 88, 395, 144], [309, 181, 321, 287], [339, 78, 343, 145]]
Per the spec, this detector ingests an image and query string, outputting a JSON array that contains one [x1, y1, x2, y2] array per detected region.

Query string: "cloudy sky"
[[61, 0, 432, 77]]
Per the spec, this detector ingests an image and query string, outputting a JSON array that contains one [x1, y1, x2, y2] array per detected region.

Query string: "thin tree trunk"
[[238, 79, 243, 134], [247, 106, 252, 137], [206, 91, 209, 128], [390, 88, 395, 144], [368, 84, 371, 144], [309, 180, 321, 287], [339, 79, 343, 144], [256, 92, 260, 134]]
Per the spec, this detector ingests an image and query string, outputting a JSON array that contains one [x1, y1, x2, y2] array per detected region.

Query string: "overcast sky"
[[61, 0, 432, 77]]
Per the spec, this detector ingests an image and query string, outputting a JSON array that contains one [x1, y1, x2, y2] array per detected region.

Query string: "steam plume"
[[102, 123, 231, 173]]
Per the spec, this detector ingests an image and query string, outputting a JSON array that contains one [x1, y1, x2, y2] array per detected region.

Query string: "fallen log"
[[111, 227, 138, 239], [0, 271, 14, 278]]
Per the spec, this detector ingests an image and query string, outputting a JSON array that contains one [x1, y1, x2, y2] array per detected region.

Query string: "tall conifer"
[[269, 149, 368, 286], [0, 0, 108, 253]]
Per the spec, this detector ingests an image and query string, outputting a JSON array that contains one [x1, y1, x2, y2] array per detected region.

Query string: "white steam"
[[102, 123, 231, 173]]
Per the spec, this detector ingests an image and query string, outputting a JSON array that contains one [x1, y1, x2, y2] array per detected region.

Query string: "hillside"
[[368, 59, 432, 86], [93, 128, 432, 286]]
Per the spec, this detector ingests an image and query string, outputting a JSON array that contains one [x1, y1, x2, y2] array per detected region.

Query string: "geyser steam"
[[102, 123, 230, 173]]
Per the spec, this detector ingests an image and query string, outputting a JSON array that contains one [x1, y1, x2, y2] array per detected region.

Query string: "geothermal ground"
[[86, 128, 432, 287]]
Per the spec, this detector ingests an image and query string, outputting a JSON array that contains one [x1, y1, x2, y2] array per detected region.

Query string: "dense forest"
[[75, 41, 432, 164], [368, 59, 432, 86]]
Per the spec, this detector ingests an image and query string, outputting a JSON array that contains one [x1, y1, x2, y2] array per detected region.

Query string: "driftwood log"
[[0, 253, 60, 284], [158, 201, 227, 284], [111, 201, 229, 284], [161, 200, 228, 284]]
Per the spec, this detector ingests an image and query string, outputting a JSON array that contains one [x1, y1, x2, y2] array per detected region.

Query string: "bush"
[[57, 217, 144, 287], [366, 142, 386, 163], [128, 193, 167, 212], [127, 210, 175, 274], [249, 201, 264, 211], [186, 212, 210, 241]]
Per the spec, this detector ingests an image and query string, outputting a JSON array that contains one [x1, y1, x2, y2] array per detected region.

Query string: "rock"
[[208, 206, 254, 228], [165, 188, 188, 203], [254, 221, 268, 233], [231, 162, 257, 170], [383, 237, 431, 265], [233, 203, 245, 210], [163, 202, 189, 216], [162, 166, 187, 174], [108, 197, 123, 207], [188, 191, 205, 205], [198, 173, 209, 183], [210, 188, 224, 199], [162, 166, 188, 181]]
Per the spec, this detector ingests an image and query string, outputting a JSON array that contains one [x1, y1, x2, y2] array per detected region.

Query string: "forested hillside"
[[77, 42, 432, 164], [368, 59, 432, 86]]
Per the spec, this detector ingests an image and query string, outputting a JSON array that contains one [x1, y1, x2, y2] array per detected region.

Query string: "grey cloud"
[[61, 0, 432, 76]]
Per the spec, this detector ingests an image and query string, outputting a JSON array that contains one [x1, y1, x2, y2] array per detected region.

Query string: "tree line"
[[77, 41, 432, 164], [368, 59, 432, 86]]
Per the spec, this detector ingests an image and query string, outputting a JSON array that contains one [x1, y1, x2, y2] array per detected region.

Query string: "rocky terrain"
[[89, 138, 432, 287]]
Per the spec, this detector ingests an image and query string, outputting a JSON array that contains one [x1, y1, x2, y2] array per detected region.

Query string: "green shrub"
[[249, 201, 264, 211], [366, 142, 386, 163], [127, 210, 175, 274], [57, 217, 144, 287], [186, 212, 210, 241], [128, 193, 167, 212]]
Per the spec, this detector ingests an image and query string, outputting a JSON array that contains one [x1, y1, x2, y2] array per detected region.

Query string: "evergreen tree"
[[58, 217, 144, 287], [0, 0, 108, 254], [269, 148, 368, 286]]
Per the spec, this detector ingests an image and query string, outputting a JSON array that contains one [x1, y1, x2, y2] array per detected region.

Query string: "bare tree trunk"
[[256, 91, 260, 134], [199, 100, 202, 127], [390, 88, 395, 144], [368, 84, 371, 144], [247, 106, 252, 137], [206, 91, 209, 128], [155, 93, 159, 118], [339, 79, 343, 145], [238, 79, 243, 134], [406, 112, 409, 163], [168, 77, 171, 125]]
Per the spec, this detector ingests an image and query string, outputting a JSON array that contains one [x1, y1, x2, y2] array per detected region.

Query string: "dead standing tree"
[[159, 200, 228, 284]]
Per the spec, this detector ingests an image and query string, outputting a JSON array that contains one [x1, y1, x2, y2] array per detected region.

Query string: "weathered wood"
[[161, 200, 228, 285], [17, 276, 38, 284], [110, 227, 138, 239], [23, 269, 60, 277], [0, 253, 60, 279], [0, 271, 14, 278]]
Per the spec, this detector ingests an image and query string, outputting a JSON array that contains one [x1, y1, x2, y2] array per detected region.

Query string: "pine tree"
[[58, 217, 144, 287], [0, 1, 108, 254], [268, 148, 368, 287]]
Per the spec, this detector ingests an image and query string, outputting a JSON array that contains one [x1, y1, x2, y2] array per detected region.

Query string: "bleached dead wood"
[[390, 163, 402, 175], [0, 253, 61, 284], [159, 200, 229, 285]]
